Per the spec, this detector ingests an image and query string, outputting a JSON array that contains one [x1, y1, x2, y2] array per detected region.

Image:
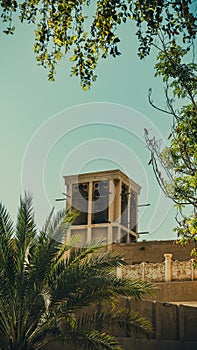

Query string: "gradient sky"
[[0, 17, 177, 240]]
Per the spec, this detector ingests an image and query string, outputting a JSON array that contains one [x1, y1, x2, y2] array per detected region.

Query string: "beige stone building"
[[63, 170, 194, 280], [50, 169, 197, 350]]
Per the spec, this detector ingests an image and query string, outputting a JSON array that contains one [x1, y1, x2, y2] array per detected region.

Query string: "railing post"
[[116, 258, 124, 279], [142, 262, 145, 281], [164, 254, 173, 282]]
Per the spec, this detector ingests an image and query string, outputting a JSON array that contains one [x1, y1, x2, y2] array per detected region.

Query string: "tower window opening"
[[72, 182, 89, 225], [130, 191, 137, 233], [92, 180, 109, 224], [121, 183, 129, 227]]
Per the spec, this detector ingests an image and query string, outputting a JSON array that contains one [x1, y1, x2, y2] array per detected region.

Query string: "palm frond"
[[65, 240, 106, 267], [0, 202, 16, 291], [76, 307, 153, 336], [106, 278, 157, 299], [61, 328, 123, 350], [0, 296, 16, 348], [0, 201, 14, 239], [26, 312, 61, 349], [41, 206, 55, 233], [46, 209, 77, 243], [50, 244, 155, 310], [27, 233, 60, 297], [16, 192, 37, 249], [83, 249, 128, 271]]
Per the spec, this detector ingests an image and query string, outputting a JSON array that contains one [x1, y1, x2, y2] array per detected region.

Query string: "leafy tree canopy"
[[1, 0, 196, 88], [145, 37, 197, 261]]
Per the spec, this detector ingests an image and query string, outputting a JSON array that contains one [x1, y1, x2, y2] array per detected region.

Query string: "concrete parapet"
[[152, 281, 197, 302], [121, 259, 197, 282]]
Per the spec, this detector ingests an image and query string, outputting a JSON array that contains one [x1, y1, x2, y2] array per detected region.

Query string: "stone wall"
[[119, 259, 197, 282], [129, 299, 197, 342], [45, 298, 197, 350], [111, 240, 193, 263], [152, 281, 197, 302], [172, 260, 196, 281]]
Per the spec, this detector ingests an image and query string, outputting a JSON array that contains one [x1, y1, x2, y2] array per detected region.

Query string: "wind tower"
[[63, 169, 141, 245]]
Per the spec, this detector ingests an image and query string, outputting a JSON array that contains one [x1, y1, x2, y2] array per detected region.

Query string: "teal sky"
[[0, 18, 177, 240]]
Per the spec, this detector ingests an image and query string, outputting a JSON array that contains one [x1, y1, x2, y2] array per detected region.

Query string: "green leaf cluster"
[[1, 0, 196, 88], [145, 35, 197, 261]]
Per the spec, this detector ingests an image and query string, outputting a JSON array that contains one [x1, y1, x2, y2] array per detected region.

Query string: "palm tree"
[[0, 193, 154, 350]]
